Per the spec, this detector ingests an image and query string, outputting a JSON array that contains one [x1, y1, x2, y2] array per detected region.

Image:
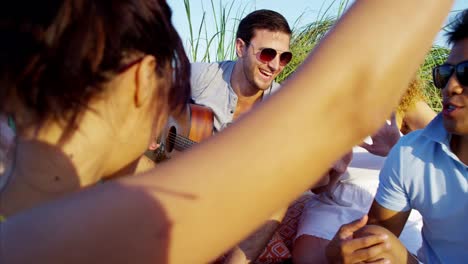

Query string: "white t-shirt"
[[296, 141, 423, 255]]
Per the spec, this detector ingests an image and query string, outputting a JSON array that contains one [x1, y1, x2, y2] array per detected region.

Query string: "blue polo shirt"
[[375, 114, 468, 264]]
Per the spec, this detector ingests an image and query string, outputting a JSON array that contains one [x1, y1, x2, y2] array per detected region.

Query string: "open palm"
[[360, 113, 400, 157]]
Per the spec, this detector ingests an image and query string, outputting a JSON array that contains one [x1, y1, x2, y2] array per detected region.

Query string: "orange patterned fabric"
[[211, 193, 313, 264], [254, 232, 290, 263], [256, 193, 313, 263]]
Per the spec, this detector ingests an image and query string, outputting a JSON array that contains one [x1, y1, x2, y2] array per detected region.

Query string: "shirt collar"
[[422, 114, 468, 168], [421, 114, 451, 147]]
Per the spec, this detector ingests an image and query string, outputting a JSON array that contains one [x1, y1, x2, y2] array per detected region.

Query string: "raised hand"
[[361, 113, 400, 157]]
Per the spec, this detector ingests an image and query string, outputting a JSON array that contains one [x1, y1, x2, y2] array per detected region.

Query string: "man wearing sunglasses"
[[190, 9, 292, 263], [190, 9, 292, 132], [326, 10, 468, 264]]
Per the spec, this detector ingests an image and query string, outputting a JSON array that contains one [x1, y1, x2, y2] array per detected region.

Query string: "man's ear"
[[135, 55, 157, 107], [235, 38, 247, 58]]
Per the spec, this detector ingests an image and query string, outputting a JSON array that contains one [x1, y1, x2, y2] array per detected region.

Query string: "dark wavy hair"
[[446, 9, 468, 45], [236, 9, 292, 43], [0, 0, 190, 129]]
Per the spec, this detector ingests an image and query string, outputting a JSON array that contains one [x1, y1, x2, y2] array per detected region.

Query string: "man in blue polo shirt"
[[326, 10, 468, 264]]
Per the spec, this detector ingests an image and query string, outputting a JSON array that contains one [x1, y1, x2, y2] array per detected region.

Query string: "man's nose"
[[267, 54, 281, 71], [443, 73, 465, 97]]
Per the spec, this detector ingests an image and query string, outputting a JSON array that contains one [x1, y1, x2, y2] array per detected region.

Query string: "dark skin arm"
[[326, 211, 419, 264], [325, 190, 416, 263], [365, 201, 418, 263], [367, 200, 410, 237]]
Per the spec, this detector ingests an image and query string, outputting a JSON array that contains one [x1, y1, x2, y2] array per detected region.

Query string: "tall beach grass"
[[182, 0, 457, 112]]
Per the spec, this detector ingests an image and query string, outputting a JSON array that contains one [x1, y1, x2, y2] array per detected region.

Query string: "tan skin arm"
[[402, 101, 437, 133], [134, 155, 157, 173], [100, 156, 156, 181], [403, 101, 436, 131], [224, 208, 287, 264], [1, 1, 453, 264]]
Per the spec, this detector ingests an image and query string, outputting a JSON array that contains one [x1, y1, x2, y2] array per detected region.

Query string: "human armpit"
[[401, 101, 436, 133], [367, 200, 410, 237]]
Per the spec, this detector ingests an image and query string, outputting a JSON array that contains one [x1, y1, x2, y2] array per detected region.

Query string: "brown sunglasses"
[[245, 41, 293, 66]]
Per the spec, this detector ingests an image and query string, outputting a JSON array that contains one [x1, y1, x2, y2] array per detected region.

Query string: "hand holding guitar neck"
[[145, 104, 214, 163]]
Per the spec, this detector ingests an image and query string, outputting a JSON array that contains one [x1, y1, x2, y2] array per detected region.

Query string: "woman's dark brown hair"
[[0, 0, 190, 128]]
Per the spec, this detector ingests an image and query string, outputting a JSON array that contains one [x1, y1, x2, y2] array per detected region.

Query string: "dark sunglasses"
[[432, 60, 468, 89], [245, 41, 293, 66]]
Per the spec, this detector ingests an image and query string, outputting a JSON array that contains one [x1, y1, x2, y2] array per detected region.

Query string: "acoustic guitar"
[[145, 104, 214, 163]]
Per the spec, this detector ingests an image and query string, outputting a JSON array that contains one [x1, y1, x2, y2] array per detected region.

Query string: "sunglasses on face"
[[432, 60, 468, 89], [245, 41, 293, 67]]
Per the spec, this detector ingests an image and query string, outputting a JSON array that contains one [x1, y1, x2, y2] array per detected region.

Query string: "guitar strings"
[[166, 131, 196, 150], [166, 137, 194, 149], [167, 131, 196, 145], [166, 138, 193, 151]]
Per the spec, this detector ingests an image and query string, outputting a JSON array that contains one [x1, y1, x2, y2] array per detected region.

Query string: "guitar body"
[[145, 104, 213, 163]]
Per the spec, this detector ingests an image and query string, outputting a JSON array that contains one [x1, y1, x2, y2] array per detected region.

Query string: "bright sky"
[[167, 0, 467, 54]]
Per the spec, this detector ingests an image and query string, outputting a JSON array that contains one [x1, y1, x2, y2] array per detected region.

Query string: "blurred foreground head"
[[0, 0, 191, 133]]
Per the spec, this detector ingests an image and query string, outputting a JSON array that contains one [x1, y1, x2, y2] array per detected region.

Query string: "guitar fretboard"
[[168, 131, 197, 151]]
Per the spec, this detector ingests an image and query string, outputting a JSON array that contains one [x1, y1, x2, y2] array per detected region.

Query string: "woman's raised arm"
[[1, 1, 453, 263]]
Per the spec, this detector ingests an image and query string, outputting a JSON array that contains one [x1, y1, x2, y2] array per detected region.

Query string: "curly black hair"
[[446, 9, 468, 45]]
